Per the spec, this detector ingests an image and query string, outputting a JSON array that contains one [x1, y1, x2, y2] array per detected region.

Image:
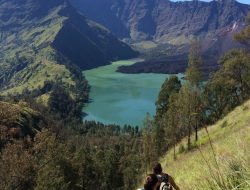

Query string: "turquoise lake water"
[[83, 59, 182, 126]]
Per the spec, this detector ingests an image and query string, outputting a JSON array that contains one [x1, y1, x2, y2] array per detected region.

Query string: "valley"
[[0, 0, 249, 190]]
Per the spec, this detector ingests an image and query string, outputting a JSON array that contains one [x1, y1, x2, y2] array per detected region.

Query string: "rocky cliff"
[[70, 0, 249, 44]]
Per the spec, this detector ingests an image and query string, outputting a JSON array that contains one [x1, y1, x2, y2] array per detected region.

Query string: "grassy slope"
[[0, 2, 74, 102], [0, 2, 91, 107], [0, 0, 137, 104], [0, 47, 76, 106], [1, 48, 75, 94], [160, 100, 250, 190]]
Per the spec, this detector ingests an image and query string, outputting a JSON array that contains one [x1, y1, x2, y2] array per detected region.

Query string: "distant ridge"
[[70, 0, 250, 43], [70, 0, 249, 75]]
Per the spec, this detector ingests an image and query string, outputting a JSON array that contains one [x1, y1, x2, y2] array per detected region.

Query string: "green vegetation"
[[155, 76, 182, 124], [1, 49, 75, 97], [0, 0, 137, 113], [0, 99, 147, 190], [0, 1, 249, 189], [160, 99, 250, 190], [141, 12, 250, 190], [154, 39, 204, 158], [0, 1, 88, 109]]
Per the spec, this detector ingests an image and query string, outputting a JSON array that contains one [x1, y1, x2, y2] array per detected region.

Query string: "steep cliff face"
[[152, 0, 248, 42], [70, 0, 249, 43]]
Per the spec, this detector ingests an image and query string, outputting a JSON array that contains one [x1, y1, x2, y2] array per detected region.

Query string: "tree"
[[205, 49, 250, 122], [177, 84, 196, 150], [48, 86, 78, 121], [153, 120, 167, 158], [154, 75, 181, 158], [102, 149, 122, 189], [219, 49, 250, 101], [33, 130, 78, 190], [155, 76, 181, 124], [121, 154, 142, 190], [73, 147, 96, 190], [142, 113, 156, 174], [163, 92, 182, 159], [185, 39, 204, 142], [0, 125, 9, 149], [0, 140, 36, 190], [35, 163, 70, 190], [204, 12, 250, 123]]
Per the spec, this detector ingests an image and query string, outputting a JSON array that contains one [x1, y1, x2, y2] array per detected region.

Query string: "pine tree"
[[164, 92, 182, 159], [142, 113, 156, 174], [185, 39, 203, 142], [178, 83, 195, 150], [155, 76, 181, 125]]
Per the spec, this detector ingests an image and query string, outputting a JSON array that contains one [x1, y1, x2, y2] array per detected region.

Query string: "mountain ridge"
[[70, 0, 250, 44], [70, 0, 249, 75], [0, 0, 137, 102]]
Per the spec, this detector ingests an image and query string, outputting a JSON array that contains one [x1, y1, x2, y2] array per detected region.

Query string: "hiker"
[[144, 173, 161, 190], [153, 163, 180, 190]]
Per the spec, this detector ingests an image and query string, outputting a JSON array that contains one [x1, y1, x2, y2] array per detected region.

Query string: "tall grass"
[[160, 101, 250, 190], [197, 127, 250, 190]]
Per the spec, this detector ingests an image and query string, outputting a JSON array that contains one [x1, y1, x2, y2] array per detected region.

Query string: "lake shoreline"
[[82, 59, 183, 126]]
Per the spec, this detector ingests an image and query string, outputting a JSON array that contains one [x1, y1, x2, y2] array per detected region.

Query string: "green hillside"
[[159, 99, 250, 190], [0, 0, 80, 103], [0, 0, 137, 105]]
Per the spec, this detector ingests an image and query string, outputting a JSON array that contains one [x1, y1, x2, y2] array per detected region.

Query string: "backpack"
[[160, 182, 172, 190], [158, 174, 172, 190]]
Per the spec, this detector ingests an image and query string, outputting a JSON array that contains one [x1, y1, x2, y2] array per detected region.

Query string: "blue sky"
[[236, 0, 250, 3], [171, 0, 250, 4]]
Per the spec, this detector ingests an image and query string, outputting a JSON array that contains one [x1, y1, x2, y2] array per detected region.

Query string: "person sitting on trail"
[[153, 163, 180, 190]]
